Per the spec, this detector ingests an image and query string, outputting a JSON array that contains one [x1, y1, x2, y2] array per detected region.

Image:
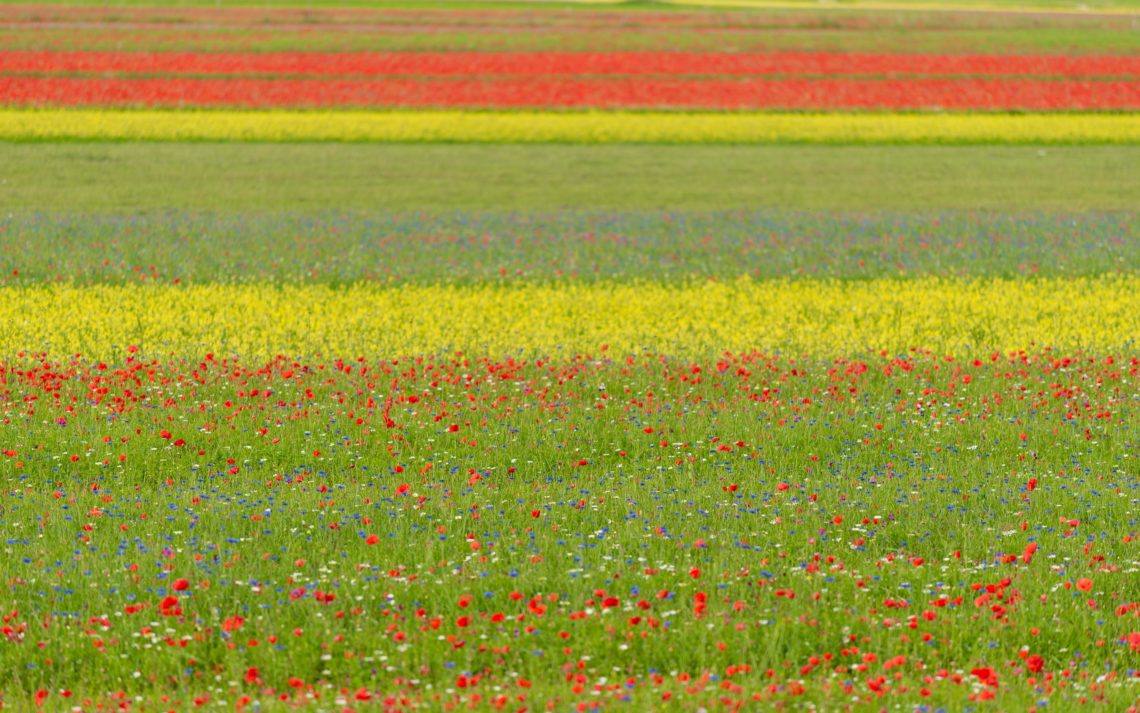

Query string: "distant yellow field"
[[2, 109, 1136, 144], [2, 277, 1136, 358]]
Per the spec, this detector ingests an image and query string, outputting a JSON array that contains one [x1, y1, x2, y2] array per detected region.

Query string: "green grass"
[[4, 143, 1137, 213], [8, 26, 1134, 53], [4, 0, 1139, 9], [0, 350, 1137, 710]]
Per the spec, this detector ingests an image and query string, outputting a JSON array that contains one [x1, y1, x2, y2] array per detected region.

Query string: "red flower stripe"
[[2, 50, 1137, 78], [1, 75, 1135, 110]]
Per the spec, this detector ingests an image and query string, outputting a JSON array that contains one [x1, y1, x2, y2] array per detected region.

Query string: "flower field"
[[6, 74, 1140, 110], [5, 50, 1138, 77], [3, 4, 1137, 54], [2, 48, 1139, 111], [1, 1, 1139, 711], [4, 109, 1136, 144], [0, 277, 1139, 357]]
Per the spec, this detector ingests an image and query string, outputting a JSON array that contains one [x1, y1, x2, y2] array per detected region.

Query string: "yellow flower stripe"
[[1, 109, 1136, 144], [0, 277, 1135, 359]]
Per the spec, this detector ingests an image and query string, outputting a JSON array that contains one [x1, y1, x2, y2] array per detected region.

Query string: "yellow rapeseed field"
[[0, 277, 1135, 358], [2, 109, 1136, 144]]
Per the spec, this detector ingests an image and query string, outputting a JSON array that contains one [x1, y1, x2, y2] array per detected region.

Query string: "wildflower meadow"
[[0, 0, 1138, 711]]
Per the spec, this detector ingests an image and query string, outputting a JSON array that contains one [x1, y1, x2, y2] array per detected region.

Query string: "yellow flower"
[[1, 109, 1136, 144], [0, 277, 1134, 359]]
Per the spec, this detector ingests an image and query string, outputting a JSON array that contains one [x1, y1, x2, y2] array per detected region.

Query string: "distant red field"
[[2, 48, 1136, 110], [3, 50, 1137, 78], [2, 75, 1135, 110]]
